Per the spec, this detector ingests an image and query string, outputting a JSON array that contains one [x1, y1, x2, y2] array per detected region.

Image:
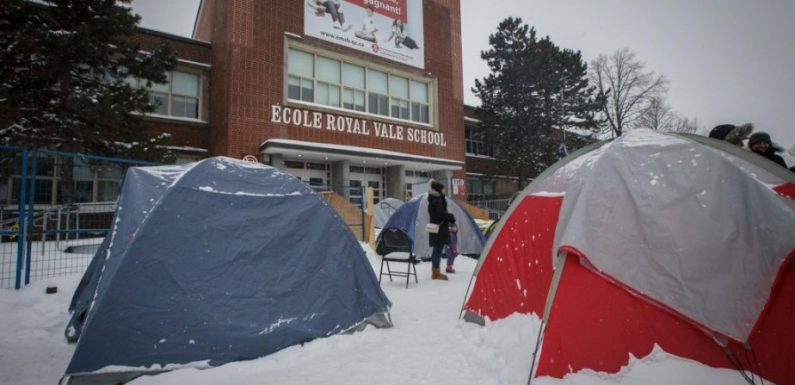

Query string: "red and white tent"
[[462, 129, 795, 384]]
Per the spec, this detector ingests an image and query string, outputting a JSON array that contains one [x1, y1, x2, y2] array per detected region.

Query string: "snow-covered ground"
[[0, 244, 760, 385]]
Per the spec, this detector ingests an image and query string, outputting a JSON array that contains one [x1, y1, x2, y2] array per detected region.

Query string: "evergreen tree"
[[0, 0, 177, 160], [473, 18, 598, 184]]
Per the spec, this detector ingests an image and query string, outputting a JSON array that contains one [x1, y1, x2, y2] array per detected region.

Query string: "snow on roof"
[[261, 139, 463, 166], [160, 145, 209, 153]]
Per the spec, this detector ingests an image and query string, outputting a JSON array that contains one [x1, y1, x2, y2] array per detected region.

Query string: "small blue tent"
[[377, 193, 486, 259], [374, 197, 404, 228], [63, 157, 392, 385]]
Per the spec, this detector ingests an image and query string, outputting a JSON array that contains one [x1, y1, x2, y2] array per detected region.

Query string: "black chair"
[[376, 228, 418, 288]]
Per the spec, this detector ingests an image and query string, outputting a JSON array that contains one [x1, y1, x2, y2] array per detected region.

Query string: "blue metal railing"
[[0, 147, 156, 289]]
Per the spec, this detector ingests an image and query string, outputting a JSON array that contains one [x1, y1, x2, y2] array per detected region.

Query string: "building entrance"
[[349, 166, 384, 205]]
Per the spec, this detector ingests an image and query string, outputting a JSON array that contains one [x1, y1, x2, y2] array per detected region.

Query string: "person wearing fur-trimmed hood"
[[427, 180, 455, 281], [748, 132, 788, 168], [708, 123, 753, 146]]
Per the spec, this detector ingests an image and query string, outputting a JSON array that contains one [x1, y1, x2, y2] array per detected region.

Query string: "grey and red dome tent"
[[462, 129, 795, 384], [63, 157, 392, 385]]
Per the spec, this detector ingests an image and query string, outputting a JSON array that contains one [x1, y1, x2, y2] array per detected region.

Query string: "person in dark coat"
[[427, 180, 455, 280], [748, 132, 788, 168], [708, 123, 753, 146]]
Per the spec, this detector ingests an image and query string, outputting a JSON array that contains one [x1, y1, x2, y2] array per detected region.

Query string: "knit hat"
[[430, 179, 445, 193], [748, 132, 772, 148]]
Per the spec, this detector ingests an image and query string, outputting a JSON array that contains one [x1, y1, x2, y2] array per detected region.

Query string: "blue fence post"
[[24, 151, 37, 285], [15, 148, 28, 290]]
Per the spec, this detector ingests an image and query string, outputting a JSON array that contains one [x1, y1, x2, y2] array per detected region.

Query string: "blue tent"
[[377, 193, 486, 259], [374, 197, 404, 228], [63, 157, 392, 385]]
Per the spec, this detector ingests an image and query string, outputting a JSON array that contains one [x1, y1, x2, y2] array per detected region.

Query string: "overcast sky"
[[130, 0, 795, 150]]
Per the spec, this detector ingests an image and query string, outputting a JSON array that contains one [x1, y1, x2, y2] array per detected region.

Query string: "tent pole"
[[526, 320, 545, 385], [528, 251, 569, 384], [458, 271, 476, 319]]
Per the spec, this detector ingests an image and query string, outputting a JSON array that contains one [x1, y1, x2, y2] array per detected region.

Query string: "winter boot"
[[445, 264, 456, 274], [432, 268, 448, 281]]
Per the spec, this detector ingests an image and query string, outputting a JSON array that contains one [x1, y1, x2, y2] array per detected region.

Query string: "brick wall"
[[142, 119, 209, 150], [133, 29, 211, 64], [195, 0, 465, 163], [132, 29, 212, 152]]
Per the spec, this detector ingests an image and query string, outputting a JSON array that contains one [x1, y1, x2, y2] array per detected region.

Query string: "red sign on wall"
[[346, 0, 408, 22]]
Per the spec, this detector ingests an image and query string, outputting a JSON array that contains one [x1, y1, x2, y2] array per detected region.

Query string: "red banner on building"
[[305, 0, 424, 68], [346, 0, 408, 22]]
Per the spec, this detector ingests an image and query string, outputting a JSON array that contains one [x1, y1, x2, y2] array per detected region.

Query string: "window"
[[466, 177, 496, 202], [4, 158, 125, 205], [287, 49, 314, 102], [309, 177, 325, 189], [367, 69, 389, 116], [132, 70, 202, 119], [349, 180, 363, 205], [343, 63, 366, 112], [368, 180, 381, 204], [282, 160, 330, 192], [316, 56, 340, 107], [405, 170, 429, 178], [465, 124, 493, 157], [389, 75, 409, 120], [286, 47, 433, 125], [170, 72, 200, 118], [147, 73, 170, 115], [410, 80, 429, 123]]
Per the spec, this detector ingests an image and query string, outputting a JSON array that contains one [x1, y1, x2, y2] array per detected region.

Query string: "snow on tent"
[[462, 129, 795, 385], [62, 157, 392, 385], [377, 193, 486, 259], [374, 197, 404, 228]]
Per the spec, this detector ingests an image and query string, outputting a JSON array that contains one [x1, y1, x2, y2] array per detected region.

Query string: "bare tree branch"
[[590, 48, 668, 137], [637, 96, 676, 131], [669, 115, 701, 134]]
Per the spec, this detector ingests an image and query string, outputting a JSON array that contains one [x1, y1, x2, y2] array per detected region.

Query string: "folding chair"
[[376, 228, 418, 288]]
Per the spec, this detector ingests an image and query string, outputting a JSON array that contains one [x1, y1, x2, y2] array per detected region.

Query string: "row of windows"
[[465, 124, 493, 157], [287, 48, 431, 124], [127, 70, 201, 119], [467, 178, 495, 197], [0, 158, 125, 205]]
